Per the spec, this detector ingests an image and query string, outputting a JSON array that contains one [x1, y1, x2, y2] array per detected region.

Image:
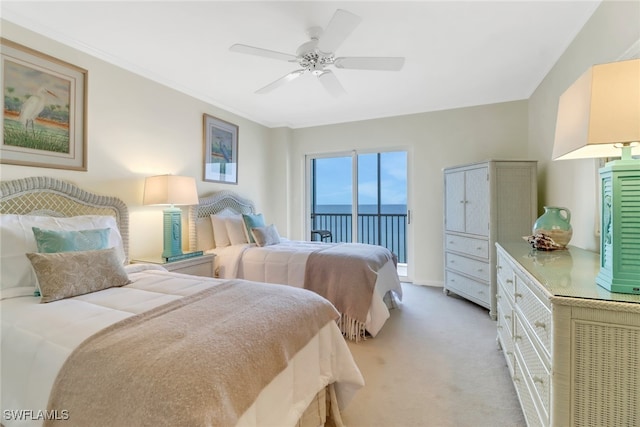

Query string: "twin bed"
[[0, 177, 365, 427], [188, 191, 403, 341]]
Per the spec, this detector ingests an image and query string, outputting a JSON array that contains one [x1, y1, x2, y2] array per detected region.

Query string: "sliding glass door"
[[308, 150, 408, 271]]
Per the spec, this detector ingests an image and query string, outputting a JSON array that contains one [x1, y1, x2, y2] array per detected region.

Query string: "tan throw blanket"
[[45, 280, 339, 427], [304, 243, 393, 341]]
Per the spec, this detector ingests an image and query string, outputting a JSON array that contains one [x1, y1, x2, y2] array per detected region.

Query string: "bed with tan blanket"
[[0, 177, 364, 427], [189, 191, 403, 341]]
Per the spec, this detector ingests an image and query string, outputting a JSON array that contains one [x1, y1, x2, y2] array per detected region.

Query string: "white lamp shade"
[[143, 175, 199, 206], [552, 58, 640, 160]]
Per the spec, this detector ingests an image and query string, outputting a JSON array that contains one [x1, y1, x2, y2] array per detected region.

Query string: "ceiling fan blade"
[[317, 9, 362, 54], [334, 57, 405, 71], [256, 69, 305, 94], [230, 44, 298, 62], [317, 70, 346, 97]]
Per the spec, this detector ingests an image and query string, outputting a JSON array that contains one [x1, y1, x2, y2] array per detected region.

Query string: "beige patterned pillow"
[[26, 247, 130, 303], [251, 224, 281, 247]]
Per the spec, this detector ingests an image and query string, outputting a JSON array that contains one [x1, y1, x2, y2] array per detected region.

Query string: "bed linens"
[[45, 280, 339, 427], [304, 243, 392, 341], [209, 240, 403, 340], [1, 265, 364, 427]]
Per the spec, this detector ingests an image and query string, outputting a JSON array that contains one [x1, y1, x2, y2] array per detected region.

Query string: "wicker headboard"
[[187, 190, 255, 251], [0, 176, 130, 260]]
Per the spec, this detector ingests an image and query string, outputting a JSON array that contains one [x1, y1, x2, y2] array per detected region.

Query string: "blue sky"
[[314, 151, 407, 205]]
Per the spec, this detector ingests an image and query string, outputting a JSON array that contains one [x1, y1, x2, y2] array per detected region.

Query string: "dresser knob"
[[504, 314, 511, 320], [533, 376, 545, 385], [506, 279, 514, 284], [514, 335, 522, 341], [534, 321, 546, 330], [514, 293, 523, 299]]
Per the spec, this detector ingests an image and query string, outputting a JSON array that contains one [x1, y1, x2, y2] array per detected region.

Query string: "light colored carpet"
[[341, 283, 527, 427]]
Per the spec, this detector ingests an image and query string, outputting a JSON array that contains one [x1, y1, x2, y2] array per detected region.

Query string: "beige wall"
[[528, 0, 640, 252], [1, 20, 280, 259], [289, 101, 529, 285]]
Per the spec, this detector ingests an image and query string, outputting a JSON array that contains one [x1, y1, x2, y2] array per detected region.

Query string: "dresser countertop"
[[497, 241, 640, 305]]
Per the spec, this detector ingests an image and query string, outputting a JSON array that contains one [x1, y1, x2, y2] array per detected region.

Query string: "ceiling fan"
[[229, 9, 405, 97]]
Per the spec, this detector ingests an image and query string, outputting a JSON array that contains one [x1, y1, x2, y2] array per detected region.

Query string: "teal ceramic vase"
[[532, 206, 573, 247]]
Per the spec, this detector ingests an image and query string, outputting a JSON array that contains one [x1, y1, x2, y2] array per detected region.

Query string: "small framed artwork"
[[203, 114, 238, 184], [1, 38, 87, 170]]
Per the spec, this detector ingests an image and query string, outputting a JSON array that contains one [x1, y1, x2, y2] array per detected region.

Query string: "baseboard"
[[408, 280, 443, 287]]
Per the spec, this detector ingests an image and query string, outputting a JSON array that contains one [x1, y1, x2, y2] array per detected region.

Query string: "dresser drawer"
[[497, 322, 515, 377], [497, 293, 516, 377], [515, 316, 550, 421], [497, 288, 514, 337], [445, 252, 490, 282], [445, 270, 490, 306], [515, 275, 551, 355], [496, 253, 516, 298], [445, 234, 489, 259], [513, 354, 545, 427]]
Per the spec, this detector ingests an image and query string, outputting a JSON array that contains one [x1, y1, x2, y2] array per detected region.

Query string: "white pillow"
[[211, 210, 237, 248], [225, 215, 248, 245], [195, 217, 214, 251], [0, 214, 126, 296]]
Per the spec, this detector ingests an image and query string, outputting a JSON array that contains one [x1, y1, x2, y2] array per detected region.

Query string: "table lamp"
[[143, 175, 199, 259], [552, 58, 640, 294]]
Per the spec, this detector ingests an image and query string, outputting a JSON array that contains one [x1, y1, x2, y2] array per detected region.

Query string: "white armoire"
[[443, 160, 537, 318]]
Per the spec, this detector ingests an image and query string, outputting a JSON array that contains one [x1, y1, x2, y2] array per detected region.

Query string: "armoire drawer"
[[445, 270, 490, 306], [445, 252, 491, 282], [445, 234, 489, 259]]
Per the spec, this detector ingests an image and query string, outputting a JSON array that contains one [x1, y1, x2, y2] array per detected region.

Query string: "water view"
[[312, 204, 407, 263]]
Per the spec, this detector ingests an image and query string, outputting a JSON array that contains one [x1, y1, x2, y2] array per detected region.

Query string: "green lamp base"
[[162, 206, 183, 259], [596, 271, 640, 294], [597, 157, 640, 294]]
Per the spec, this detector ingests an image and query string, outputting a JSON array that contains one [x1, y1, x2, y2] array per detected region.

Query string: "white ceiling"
[[2, 1, 601, 129]]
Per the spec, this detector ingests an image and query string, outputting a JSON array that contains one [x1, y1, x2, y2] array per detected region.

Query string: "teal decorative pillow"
[[26, 248, 130, 303], [242, 213, 265, 243], [32, 227, 110, 253]]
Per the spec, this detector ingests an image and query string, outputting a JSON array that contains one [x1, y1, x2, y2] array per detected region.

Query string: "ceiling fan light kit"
[[230, 9, 405, 97]]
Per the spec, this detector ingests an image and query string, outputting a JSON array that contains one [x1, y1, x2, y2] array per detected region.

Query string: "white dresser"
[[443, 160, 537, 318], [496, 242, 640, 427]]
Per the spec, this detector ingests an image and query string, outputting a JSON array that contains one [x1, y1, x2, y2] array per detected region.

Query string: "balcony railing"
[[311, 212, 407, 263]]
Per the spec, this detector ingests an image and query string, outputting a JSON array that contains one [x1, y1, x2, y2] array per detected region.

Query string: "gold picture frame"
[[203, 114, 238, 184], [1, 38, 87, 171]]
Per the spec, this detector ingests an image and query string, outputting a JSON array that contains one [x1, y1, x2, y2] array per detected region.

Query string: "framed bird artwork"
[[1, 38, 87, 170], [203, 114, 238, 184]]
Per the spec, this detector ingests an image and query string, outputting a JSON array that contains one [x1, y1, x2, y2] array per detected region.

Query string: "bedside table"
[[132, 254, 215, 278]]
